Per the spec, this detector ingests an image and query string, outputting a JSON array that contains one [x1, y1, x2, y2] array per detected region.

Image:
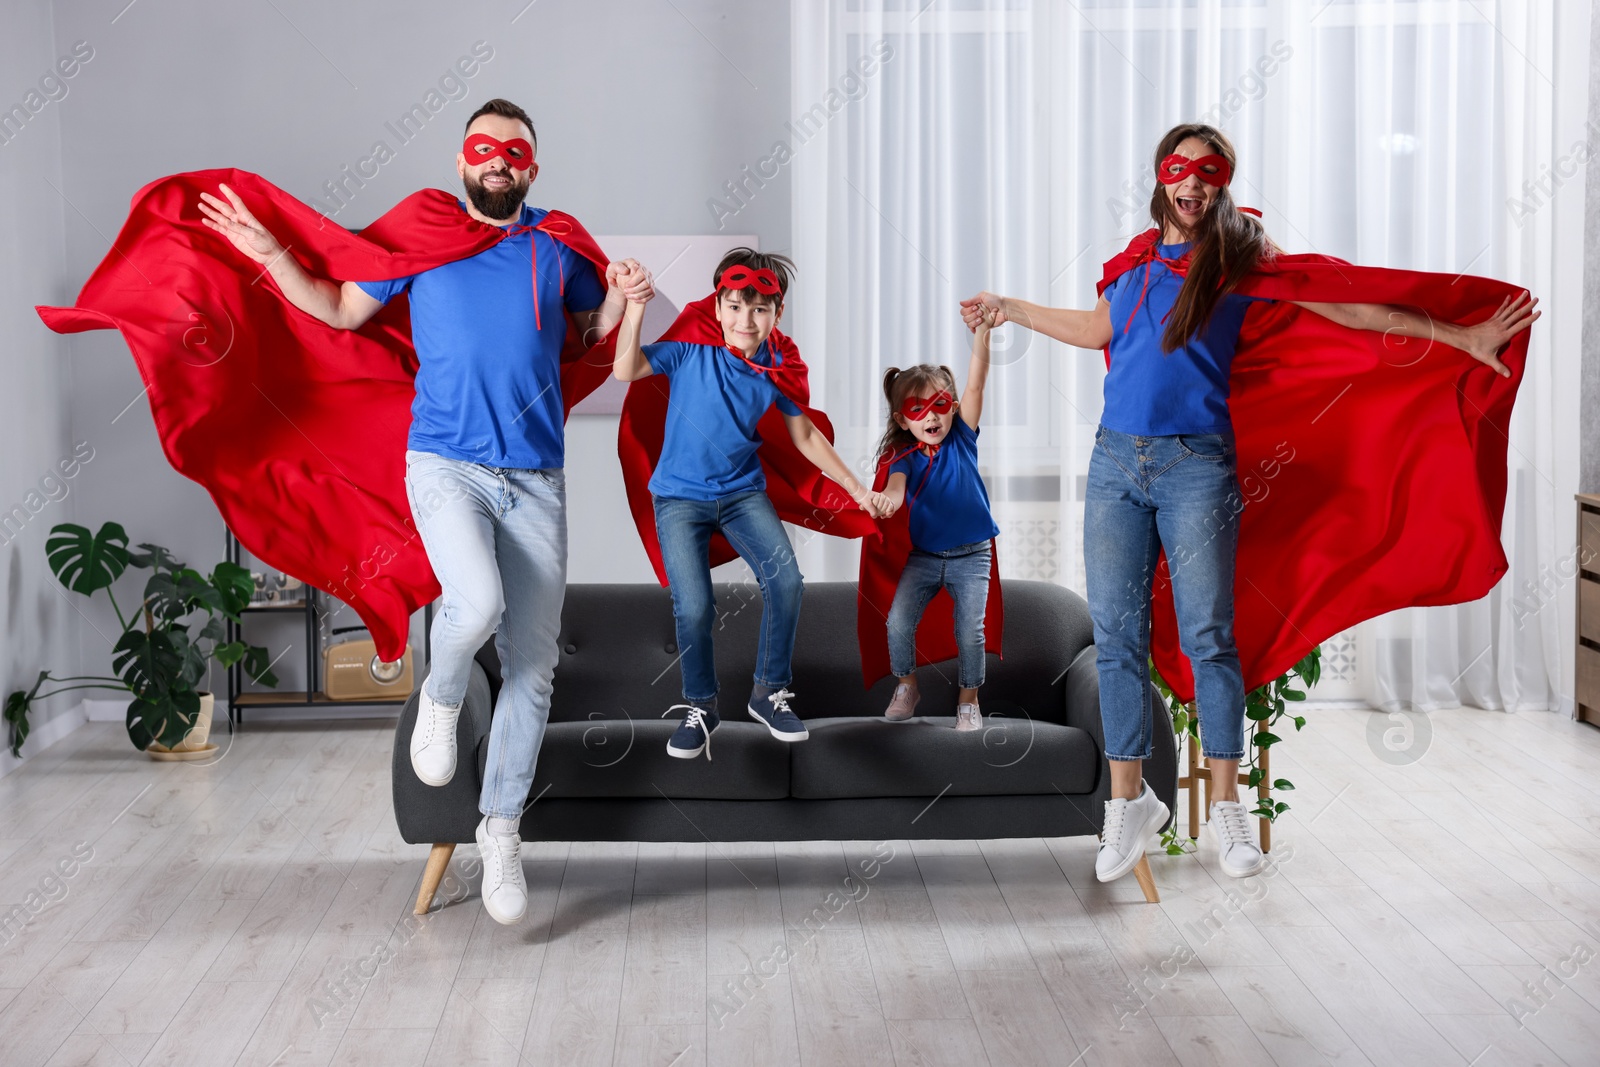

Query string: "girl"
[[877, 306, 1001, 731], [962, 123, 1536, 884]]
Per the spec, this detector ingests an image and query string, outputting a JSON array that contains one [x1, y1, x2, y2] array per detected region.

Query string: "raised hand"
[[959, 292, 1007, 333], [1459, 292, 1539, 378], [623, 264, 655, 304], [609, 259, 655, 305], [197, 184, 285, 266], [605, 258, 633, 289]]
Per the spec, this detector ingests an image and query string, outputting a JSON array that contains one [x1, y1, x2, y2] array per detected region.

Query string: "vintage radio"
[[322, 626, 413, 701]]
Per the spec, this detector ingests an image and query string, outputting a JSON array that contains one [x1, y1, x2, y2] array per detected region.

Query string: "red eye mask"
[[1157, 153, 1232, 187], [463, 133, 533, 171], [718, 266, 781, 295], [900, 391, 956, 421]]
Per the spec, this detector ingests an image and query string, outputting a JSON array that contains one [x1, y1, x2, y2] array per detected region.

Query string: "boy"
[[612, 249, 887, 759]]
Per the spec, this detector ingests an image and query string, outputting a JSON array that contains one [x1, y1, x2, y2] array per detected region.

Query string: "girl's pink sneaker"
[[955, 703, 983, 732], [885, 683, 920, 721]]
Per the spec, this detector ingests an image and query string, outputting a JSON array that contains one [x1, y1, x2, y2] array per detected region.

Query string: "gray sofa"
[[394, 580, 1177, 911]]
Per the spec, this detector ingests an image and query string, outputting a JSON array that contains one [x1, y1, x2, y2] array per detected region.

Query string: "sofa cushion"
[[525, 720, 790, 801], [788, 712, 1099, 800], [473, 580, 1096, 724]]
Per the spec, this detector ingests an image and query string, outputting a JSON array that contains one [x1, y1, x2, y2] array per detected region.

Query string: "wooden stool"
[[1178, 720, 1273, 853]]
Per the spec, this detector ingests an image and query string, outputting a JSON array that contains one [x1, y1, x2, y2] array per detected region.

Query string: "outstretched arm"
[[960, 308, 995, 429], [960, 291, 1112, 351], [611, 264, 655, 382], [1290, 293, 1538, 378], [783, 412, 889, 518], [582, 259, 653, 347], [198, 184, 382, 331]]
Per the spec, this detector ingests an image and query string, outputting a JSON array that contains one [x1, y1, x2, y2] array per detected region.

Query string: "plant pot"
[[146, 691, 214, 758]]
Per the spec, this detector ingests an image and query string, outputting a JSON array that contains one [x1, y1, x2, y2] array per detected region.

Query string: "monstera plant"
[[3, 521, 279, 755]]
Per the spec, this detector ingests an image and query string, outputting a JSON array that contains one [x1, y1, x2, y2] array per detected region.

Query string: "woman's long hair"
[[1147, 123, 1274, 353], [876, 364, 958, 464]]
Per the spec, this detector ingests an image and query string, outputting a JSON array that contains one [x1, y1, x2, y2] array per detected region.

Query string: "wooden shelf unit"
[[1579, 494, 1600, 727], [224, 529, 431, 723]]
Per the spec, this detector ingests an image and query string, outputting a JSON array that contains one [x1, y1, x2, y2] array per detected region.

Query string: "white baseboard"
[[83, 697, 125, 722], [0, 698, 89, 780], [230, 705, 400, 723], [85, 696, 398, 726], [1301, 700, 1370, 711]]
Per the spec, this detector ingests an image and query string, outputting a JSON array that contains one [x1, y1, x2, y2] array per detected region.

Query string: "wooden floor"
[[2, 708, 1599, 1067]]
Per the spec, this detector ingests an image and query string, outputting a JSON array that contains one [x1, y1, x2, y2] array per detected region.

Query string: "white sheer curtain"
[[789, 0, 1587, 714]]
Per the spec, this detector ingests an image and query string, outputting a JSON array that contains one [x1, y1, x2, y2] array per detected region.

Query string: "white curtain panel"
[[789, 0, 1588, 714]]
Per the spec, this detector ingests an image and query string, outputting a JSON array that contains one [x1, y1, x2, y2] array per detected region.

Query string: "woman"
[[962, 123, 1536, 883]]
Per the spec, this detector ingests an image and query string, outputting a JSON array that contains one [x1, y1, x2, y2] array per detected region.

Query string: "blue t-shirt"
[[355, 203, 606, 469], [888, 419, 1000, 553], [645, 339, 803, 501], [1101, 240, 1269, 436]]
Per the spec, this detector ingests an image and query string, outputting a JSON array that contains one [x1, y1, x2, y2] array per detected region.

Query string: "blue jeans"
[[404, 450, 567, 820], [652, 491, 803, 703], [886, 541, 992, 689], [1084, 426, 1246, 761]]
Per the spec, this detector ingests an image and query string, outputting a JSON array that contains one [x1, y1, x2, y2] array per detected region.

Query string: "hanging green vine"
[[1148, 646, 1321, 855]]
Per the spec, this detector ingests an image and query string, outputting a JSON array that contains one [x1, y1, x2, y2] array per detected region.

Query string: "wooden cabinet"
[[1579, 494, 1600, 726]]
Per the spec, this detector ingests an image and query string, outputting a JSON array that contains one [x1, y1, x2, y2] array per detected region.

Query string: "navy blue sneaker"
[[748, 688, 809, 742], [665, 704, 718, 760]]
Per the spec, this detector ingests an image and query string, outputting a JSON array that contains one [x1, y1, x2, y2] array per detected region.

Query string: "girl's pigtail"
[[876, 368, 905, 465]]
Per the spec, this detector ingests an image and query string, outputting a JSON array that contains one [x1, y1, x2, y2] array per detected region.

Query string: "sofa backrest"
[[472, 579, 1094, 726]]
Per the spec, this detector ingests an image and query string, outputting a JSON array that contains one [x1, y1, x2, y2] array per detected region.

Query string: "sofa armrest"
[[1063, 645, 1178, 834], [391, 660, 495, 845]]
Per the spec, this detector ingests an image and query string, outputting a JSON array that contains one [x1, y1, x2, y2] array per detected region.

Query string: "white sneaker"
[[409, 685, 460, 786], [1209, 800, 1265, 877], [475, 816, 528, 925], [1096, 780, 1171, 883]]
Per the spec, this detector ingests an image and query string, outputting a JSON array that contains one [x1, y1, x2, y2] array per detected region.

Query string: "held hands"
[[851, 485, 895, 520], [608, 259, 655, 306], [959, 292, 1006, 333], [970, 301, 997, 334], [1458, 292, 1539, 378], [197, 184, 285, 266]]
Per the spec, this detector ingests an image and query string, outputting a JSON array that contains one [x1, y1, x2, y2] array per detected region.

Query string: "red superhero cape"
[[36, 168, 617, 662], [1096, 229, 1529, 703], [617, 294, 876, 584], [855, 444, 1005, 688]]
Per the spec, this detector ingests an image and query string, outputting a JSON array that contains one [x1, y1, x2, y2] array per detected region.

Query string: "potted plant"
[[1150, 646, 1321, 854], [3, 521, 279, 757]]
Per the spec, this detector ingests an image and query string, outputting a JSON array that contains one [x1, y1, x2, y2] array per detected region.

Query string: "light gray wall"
[[1585, 6, 1600, 496], [43, 0, 792, 690], [0, 1, 82, 771]]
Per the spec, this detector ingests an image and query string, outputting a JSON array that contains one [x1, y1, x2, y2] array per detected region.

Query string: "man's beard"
[[464, 170, 529, 220]]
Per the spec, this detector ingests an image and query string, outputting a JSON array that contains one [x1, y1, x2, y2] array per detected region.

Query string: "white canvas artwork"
[[570, 234, 760, 415]]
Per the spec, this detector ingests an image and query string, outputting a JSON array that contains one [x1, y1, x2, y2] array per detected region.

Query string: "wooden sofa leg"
[[1133, 856, 1160, 903], [414, 843, 456, 915]]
